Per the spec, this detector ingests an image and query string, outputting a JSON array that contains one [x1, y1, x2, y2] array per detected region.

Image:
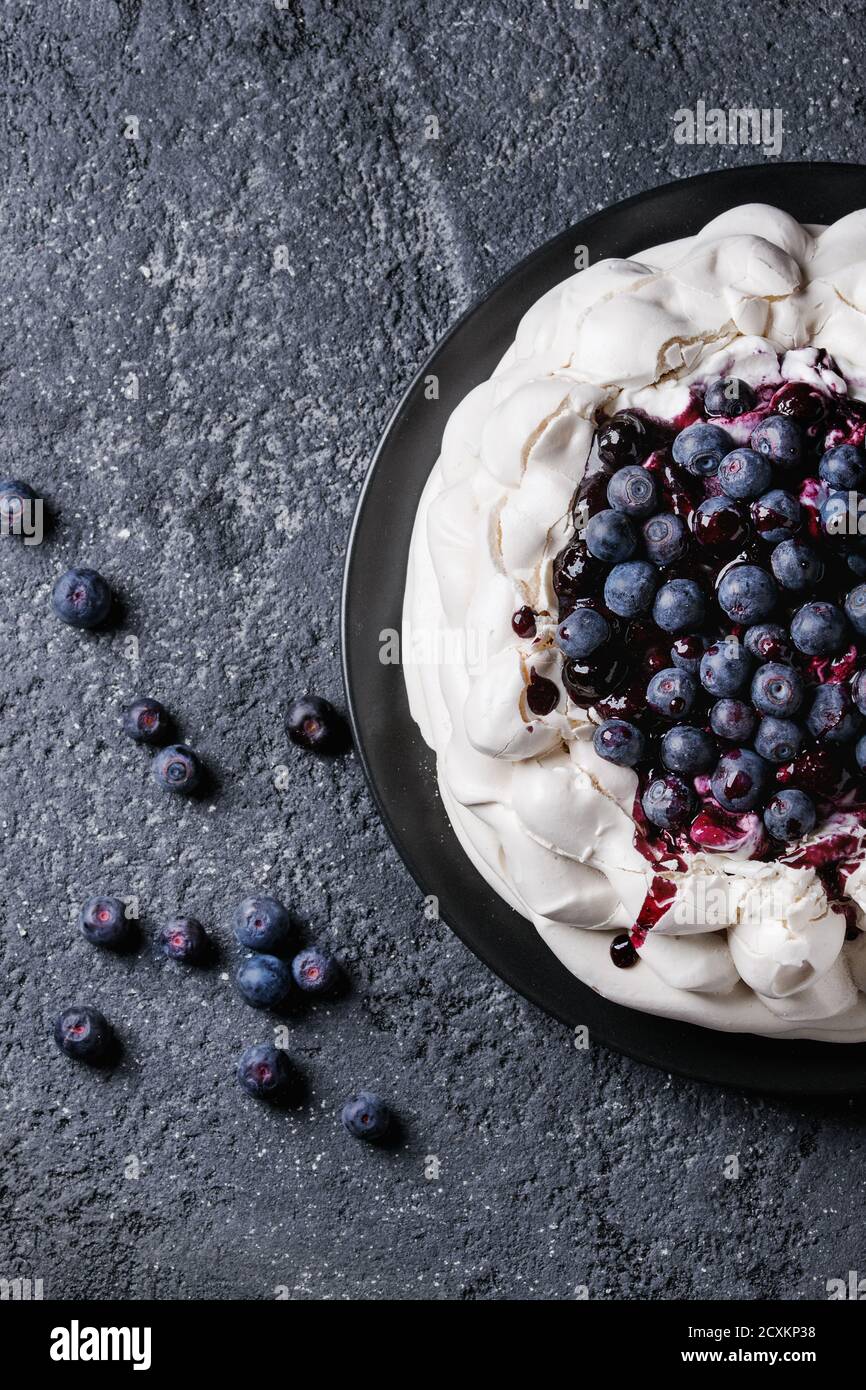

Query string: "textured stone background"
[[2, 0, 866, 1302]]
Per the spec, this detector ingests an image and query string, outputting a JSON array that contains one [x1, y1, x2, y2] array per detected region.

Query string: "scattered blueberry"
[[711, 748, 770, 812], [744, 623, 794, 663], [121, 697, 171, 745], [53, 1006, 115, 1064], [652, 578, 705, 633], [642, 512, 688, 566], [78, 896, 131, 950], [819, 443, 866, 491], [341, 1091, 391, 1142], [606, 465, 657, 518], [556, 607, 611, 658], [603, 561, 658, 618], [806, 684, 862, 743], [763, 789, 817, 841], [660, 725, 716, 775], [704, 377, 756, 419], [235, 954, 293, 1010], [646, 667, 697, 720], [672, 422, 732, 477], [585, 508, 637, 563], [291, 947, 339, 994], [770, 539, 823, 591], [754, 716, 804, 764], [233, 896, 292, 954], [710, 698, 756, 742], [845, 584, 866, 636], [699, 641, 753, 697], [593, 719, 645, 767], [236, 1043, 294, 1102], [790, 601, 848, 656], [158, 917, 210, 964], [0, 479, 37, 531], [152, 743, 202, 794], [750, 489, 801, 543], [750, 662, 804, 717], [717, 448, 772, 500], [286, 694, 347, 753], [51, 567, 112, 629], [641, 774, 695, 828], [717, 565, 778, 624], [750, 415, 803, 469]]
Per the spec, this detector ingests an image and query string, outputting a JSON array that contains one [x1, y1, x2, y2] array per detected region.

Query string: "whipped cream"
[[403, 204, 866, 1040]]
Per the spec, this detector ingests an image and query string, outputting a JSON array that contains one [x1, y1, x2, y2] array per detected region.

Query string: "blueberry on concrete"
[[78, 896, 131, 949], [51, 567, 112, 629], [158, 917, 210, 964], [152, 744, 202, 794], [341, 1091, 391, 1141], [53, 1006, 115, 1064], [291, 947, 339, 994], [235, 953, 292, 1009], [286, 694, 347, 753], [121, 698, 171, 745], [236, 1043, 294, 1102], [232, 896, 292, 953]]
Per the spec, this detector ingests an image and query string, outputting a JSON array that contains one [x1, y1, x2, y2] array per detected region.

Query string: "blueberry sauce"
[[549, 360, 866, 960]]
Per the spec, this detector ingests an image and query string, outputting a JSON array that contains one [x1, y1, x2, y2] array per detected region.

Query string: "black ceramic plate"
[[343, 163, 866, 1095]]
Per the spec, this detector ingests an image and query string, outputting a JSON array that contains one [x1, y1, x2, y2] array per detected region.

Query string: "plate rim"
[[342, 161, 866, 1095]]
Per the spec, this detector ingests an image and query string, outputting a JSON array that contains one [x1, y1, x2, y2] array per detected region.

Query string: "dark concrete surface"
[[1, 0, 866, 1302]]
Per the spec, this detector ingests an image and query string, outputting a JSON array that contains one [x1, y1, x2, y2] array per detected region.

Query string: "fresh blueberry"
[[857, 734, 866, 772], [750, 489, 801, 543], [750, 415, 803, 468], [699, 641, 753, 697], [236, 1043, 294, 1102], [717, 565, 778, 624], [710, 699, 756, 742], [592, 719, 645, 767], [235, 954, 293, 1010], [704, 377, 757, 419], [819, 443, 866, 491], [642, 512, 688, 566], [652, 579, 705, 633], [585, 509, 637, 563], [750, 662, 804, 717], [641, 774, 695, 828], [849, 552, 866, 579], [53, 1006, 115, 1064], [286, 694, 347, 753], [754, 716, 804, 764], [763, 789, 817, 841], [790, 601, 848, 656], [691, 495, 746, 550], [596, 411, 652, 468], [770, 539, 823, 592], [717, 448, 772, 500], [606, 465, 657, 518], [670, 633, 709, 674], [603, 561, 658, 618], [233, 896, 292, 953], [820, 492, 855, 538], [845, 584, 866, 636], [660, 725, 716, 775], [51, 567, 112, 629], [120, 697, 171, 745], [646, 667, 697, 720], [0, 479, 37, 532], [291, 947, 339, 994], [854, 670, 866, 716], [710, 748, 770, 812], [152, 743, 202, 794], [158, 917, 210, 964], [806, 684, 862, 743], [672, 423, 732, 477], [744, 623, 794, 663], [78, 896, 132, 949], [341, 1091, 391, 1141], [556, 607, 611, 659]]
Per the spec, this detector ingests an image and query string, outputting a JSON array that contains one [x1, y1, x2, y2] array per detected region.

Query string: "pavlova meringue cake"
[[402, 203, 866, 1042]]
